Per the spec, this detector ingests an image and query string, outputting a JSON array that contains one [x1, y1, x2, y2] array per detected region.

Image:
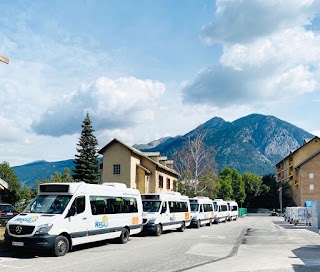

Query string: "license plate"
[[7, 212, 13, 215], [12, 241, 24, 247]]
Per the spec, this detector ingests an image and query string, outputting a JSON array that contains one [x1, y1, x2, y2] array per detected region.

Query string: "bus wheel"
[[207, 219, 212, 226], [155, 224, 162, 236], [196, 220, 201, 228], [119, 228, 130, 244], [179, 221, 186, 232], [52, 235, 69, 257]]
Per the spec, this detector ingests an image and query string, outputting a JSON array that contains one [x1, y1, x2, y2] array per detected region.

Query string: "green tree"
[[242, 172, 269, 208], [36, 167, 75, 186], [217, 174, 233, 200], [0, 162, 20, 204], [219, 168, 245, 205], [254, 174, 293, 210], [72, 113, 100, 184]]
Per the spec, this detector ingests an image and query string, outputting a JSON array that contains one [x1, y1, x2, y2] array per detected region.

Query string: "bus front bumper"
[[4, 232, 56, 250]]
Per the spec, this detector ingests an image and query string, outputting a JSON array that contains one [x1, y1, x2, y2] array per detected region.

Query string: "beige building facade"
[[275, 136, 320, 205], [98, 139, 179, 194]]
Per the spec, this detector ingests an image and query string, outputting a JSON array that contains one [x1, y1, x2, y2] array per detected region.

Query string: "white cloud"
[[32, 76, 165, 136], [200, 0, 317, 44], [182, 1, 320, 109], [221, 27, 320, 71]]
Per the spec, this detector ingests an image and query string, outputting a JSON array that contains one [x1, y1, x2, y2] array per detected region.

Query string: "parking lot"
[[1, 216, 320, 272]]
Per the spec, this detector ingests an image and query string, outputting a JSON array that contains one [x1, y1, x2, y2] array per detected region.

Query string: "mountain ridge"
[[12, 113, 314, 187]]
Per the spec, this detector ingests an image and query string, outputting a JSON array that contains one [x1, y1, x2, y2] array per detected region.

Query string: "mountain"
[[139, 114, 314, 175], [13, 159, 75, 188], [133, 136, 179, 150], [12, 113, 314, 187]]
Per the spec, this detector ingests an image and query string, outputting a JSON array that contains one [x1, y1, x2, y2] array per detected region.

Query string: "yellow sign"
[[132, 216, 139, 224], [185, 212, 190, 220]]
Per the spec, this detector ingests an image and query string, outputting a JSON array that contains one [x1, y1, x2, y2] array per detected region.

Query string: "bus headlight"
[[192, 215, 198, 219], [35, 223, 53, 234], [148, 218, 156, 224]]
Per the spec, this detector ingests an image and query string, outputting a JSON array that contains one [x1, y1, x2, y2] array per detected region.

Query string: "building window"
[[159, 175, 163, 188], [310, 184, 315, 191], [173, 180, 177, 191], [166, 178, 170, 190], [309, 173, 314, 179], [113, 164, 120, 175]]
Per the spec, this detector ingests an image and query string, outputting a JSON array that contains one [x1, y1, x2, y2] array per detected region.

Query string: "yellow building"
[[98, 138, 179, 194], [275, 136, 320, 205]]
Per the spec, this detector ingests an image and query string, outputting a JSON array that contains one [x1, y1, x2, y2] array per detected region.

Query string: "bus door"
[[67, 195, 89, 245]]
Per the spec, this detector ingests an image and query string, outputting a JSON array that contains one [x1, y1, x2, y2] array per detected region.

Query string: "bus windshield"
[[190, 204, 199, 212], [24, 195, 72, 214], [214, 204, 218, 212], [143, 201, 161, 212]]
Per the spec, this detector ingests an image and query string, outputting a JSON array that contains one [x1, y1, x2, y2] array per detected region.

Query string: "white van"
[[226, 201, 238, 221], [142, 192, 191, 236], [189, 197, 214, 228], [213, 199, 228, 223], [5, 182, 143, 256]]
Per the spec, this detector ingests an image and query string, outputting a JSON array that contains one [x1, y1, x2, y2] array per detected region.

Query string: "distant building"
[[98, 138, 179, 194], [275, 136, 320, 206]]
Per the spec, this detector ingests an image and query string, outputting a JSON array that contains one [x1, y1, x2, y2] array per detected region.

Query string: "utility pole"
[[278, 185, 283, 214], [0, 55, 9, 64]]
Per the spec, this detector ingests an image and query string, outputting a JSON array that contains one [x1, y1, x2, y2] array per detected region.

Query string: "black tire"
[[196, 220, 201, 229], [179, 221, 186, 232], [119, 228, 130, 244], [155, 224, 162, 236], [207, 219, 212, 226], [52, 235, 69, 257]]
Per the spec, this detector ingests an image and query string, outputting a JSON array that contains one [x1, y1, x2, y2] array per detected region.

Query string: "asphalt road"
[[1, 216, 320, 272]]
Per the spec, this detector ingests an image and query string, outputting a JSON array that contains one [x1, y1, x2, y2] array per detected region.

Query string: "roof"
[[275, 136, 320, 166], [294, 150, 320, 169], [98, 138, 179, 177]]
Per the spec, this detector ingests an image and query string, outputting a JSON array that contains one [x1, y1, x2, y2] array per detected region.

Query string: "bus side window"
[[200, 204, 203, 213], [161, 202, 167, 213], [73, 196, 85, 214]]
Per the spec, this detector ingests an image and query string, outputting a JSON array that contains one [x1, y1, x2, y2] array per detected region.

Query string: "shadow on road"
[[292, 245, 320, 272], [273, 220, 318, 233]]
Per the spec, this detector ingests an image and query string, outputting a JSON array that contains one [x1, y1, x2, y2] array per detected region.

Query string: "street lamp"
[[278, 185, 283, 214], [0, 55, 9, 64]]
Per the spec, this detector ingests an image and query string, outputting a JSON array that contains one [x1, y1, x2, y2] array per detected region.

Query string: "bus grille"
[[9, 225, 35, 235]]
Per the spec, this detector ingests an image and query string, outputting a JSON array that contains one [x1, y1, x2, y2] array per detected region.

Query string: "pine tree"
[[73, 113, 100, 184]]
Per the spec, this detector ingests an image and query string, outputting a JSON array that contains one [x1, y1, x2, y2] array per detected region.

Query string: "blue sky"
[[1, 0, 320, 166]]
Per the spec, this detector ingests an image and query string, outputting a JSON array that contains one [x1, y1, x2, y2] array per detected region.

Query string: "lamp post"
[[0, 55, 9, 64], [278, 185, 283, 214]]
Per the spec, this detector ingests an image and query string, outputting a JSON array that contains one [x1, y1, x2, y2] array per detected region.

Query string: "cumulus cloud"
[[182, 0, 320, 108], [32, 76, 165, 136], [200, 0, 317, 44]]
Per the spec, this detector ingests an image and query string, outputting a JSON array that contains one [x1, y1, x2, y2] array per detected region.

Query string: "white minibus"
[[213, 199, 228, 223], [142, 192, 191, 236], [5, 182, 143, 256], [226, 200, 238, 221], [189, 196, 214, 228]]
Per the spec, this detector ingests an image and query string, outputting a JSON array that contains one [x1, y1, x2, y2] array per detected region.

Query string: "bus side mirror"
[[67, 206, 77, 217]]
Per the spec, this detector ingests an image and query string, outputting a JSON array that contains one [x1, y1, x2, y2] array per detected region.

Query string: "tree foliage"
[[36, 167, 75, 186], [219, 168, 245, 204], [73, 113, 100, 184], [242, 172, 269, 208], [0, 162, 21, 204]]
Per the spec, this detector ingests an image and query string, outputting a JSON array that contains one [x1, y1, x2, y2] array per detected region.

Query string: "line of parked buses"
[[4, 182, 239, 257]]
